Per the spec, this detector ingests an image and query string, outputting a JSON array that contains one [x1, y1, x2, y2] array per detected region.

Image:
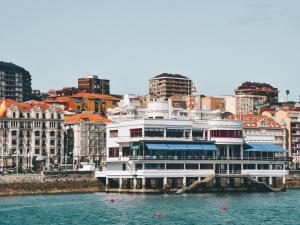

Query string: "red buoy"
[[222, 207, 228, 212], [110, 198, 115, 203], [156, 212, 161, 218]]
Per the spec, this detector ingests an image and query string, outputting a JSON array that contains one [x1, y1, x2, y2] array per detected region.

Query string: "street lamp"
[[286, 90, 290, 102]]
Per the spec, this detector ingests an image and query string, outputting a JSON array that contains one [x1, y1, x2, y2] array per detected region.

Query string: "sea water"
[[0, 190, 300, 225]]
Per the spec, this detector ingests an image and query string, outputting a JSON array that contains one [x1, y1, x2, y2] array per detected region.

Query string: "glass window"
[[109, 147, 119, 157], [166, 129, 184, 138], [109, 130, 118, 138], [166, 164, 184, 170], [130, 128, 142, 137], [144, 128, 164, 137], [186, 164, 199, 170]]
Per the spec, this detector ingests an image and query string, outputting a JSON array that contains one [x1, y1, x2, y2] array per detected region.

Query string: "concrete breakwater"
[[0, 171, 101, 196]]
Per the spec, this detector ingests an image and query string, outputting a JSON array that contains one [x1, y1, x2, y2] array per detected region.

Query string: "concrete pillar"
[[226, 145, 230, 160], [163, 177, 167, 188], [183, 177, 187, 187], [227, 164, 230, 175], [105, 178, 109, 189], [142, 177, 146, 189], [119, 178, 123, 190], [283, 176, 286, 185], [269, 176, 273, 186], [255, 177, 258, 182], [133, 178, 137, 189], [198, 176, 201, 181], [240, 144, 243, 160]]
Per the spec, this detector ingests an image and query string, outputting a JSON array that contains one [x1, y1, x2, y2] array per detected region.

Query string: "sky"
[[0, 0, 300, 101]]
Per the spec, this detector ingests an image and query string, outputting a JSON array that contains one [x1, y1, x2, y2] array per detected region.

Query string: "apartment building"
[[235, 82, 279, 105], [224, 95, 267, 115], [64, 113, 110, 169], [78, 75, 110, 95], [0, 99, 64, 172], [149, 73, 193, 100], [0, 61, 32, 102]]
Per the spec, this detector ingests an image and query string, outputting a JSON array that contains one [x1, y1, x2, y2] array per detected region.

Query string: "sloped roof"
[[226, 114, 281, 129], [64, 113, 111, 124], [0, 99, 62, 112], [73, 92, 120, 101]]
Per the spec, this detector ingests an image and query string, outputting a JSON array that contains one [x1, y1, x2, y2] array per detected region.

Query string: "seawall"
[[0, 171, 101, 196], [287, 171, 300, 189]]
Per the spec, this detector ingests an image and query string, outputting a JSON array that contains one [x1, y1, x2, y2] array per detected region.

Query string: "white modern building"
[[96, 99, 289, 193]]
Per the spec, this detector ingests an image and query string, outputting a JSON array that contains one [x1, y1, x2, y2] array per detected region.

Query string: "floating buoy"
[[156, 212, 161, 218], [222, 207, 228, 212], [110, 198, 115, 203]]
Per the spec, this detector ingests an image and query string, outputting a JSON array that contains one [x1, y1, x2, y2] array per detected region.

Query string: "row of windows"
[[6, 148, 58, 155], [11, 112, 62, 119]]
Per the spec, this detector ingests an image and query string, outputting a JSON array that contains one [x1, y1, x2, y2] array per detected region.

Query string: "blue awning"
[[244, 144, 288, 153], [145, 143, 217, 151], [201, 143, 218, 151], [146, 143, 169, 150]]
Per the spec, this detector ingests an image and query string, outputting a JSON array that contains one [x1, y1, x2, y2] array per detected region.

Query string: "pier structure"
[[96, 100, 290, 193]]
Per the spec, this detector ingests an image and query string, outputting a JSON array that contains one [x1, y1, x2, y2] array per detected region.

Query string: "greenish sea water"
[[0, 190, 299, 225]]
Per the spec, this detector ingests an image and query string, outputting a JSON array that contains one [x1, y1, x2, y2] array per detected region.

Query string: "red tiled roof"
[[226, 114, 280, 129], [73, 92, 120, 101], [0, 99, 61, 112], [64, 113, 111, 124]]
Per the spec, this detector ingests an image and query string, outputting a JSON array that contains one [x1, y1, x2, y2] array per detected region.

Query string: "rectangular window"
[[185, 164, 199, 170], [50, 140, 55, 145], [166, 164, 184, 170], [243, 164, 256, 170], [12, 139, 17, 145], [50, 149, 55, 154], [35, 149, 40, 154], [145, 163, 165, 170], [122, 147, 130, 157], [130, 128, 142, 137], [35, 139, 40, 145], [122, 163, 126, 171], [109, 130, 118, 138], [109, 147, 119, 157], [144, 128, 164, 137], [135, 163, 143, 170], [166, 129, 184, 138], [257, 164, 269, 170], [200, 164, 213, 170]]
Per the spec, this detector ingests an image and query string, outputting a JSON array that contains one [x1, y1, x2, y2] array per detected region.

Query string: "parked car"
[[7, 168, 17, 174]]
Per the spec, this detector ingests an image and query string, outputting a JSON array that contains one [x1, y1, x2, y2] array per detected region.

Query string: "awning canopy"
[[145, 143, 217, 151], [244, 144, 288, 153]]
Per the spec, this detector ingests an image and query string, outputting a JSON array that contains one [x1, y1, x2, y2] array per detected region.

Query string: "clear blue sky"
[[1, 0, 299, 101]]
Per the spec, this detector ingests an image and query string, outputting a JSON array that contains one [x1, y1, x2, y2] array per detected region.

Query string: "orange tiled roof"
[[0, 99, 61, 112], [226, 114, 280, 129], [43, 97, 81, 111], [64, 113, 111, 124], [73, 92, 120, 101]]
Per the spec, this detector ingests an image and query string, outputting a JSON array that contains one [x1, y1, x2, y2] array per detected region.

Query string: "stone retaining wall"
[[0, 171, 100, 196], [287, 171, 300, 188]]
